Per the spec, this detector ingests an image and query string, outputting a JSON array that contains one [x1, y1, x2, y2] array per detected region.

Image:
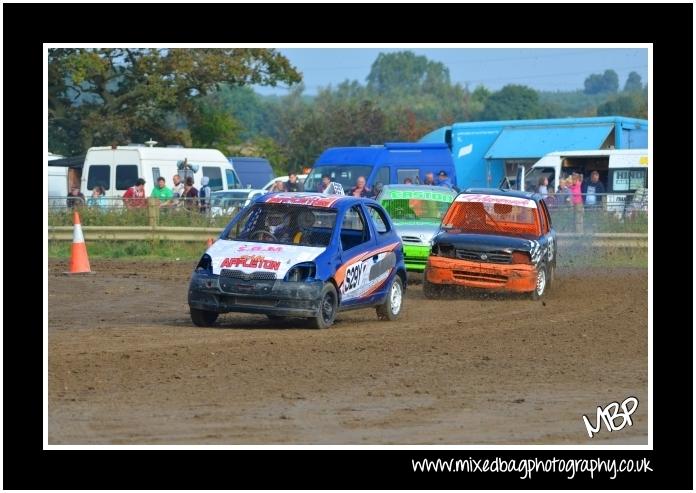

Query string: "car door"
[[336, 204, 377, 306], [537, 199, 556, 267]]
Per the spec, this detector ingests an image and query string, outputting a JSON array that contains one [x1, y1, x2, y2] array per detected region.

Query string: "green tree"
[[202, 85, 271, 141], [597, 93, 647, 119], [48, 48, 301, 155], [481, 85, 545, 120], [623, 71, 643, 92], [583, 69, 619, 95], [366, 51, 450, 96], [188, 102, 242, 152]]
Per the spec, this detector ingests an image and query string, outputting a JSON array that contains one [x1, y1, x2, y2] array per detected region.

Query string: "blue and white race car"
[[188, 193, 407, 329]]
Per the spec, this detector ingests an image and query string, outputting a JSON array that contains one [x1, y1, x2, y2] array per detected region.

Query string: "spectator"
[[123, 178, 147, 208], [270, 180, 286, 193], [318, 174, 332, 193], [151, 176, 173, 204], [371, 181, 384, 198], [285, 172, 304, 192], [552, 178, 570, 207], [199, 176, 212, 214], [568, 173, 584, 233], [183, 176, 199, 211], [582, 170, 605, 208], [66, 187, 85, 209], [349, 176, 371, 198], [537, 176, 549, 198], [171, 174, 185, 198], [403, 177, 413, 184], [423, 172, 435, 186], [437, 170, 453, 188], [87, 185, 107, 210]]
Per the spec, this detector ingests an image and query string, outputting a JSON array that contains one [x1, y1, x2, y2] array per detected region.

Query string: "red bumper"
[[426, 256, 537, 293]]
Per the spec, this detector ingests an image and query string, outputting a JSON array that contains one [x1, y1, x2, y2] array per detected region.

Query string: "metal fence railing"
[[48, 191, 649, 235], [48, 196, 239, 228], [544, 191, 648, 234]]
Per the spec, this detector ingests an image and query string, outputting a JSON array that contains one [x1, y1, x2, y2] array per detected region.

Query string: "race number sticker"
[[547, 236, 555, 262], [341, 252, 396, 301]]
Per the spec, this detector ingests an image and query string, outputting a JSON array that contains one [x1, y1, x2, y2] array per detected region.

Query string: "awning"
[[48, 155, 85, 168], [484, 124, 614, 160]]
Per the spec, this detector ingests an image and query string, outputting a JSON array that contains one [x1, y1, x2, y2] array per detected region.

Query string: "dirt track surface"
[[48, 259, 648, 444]]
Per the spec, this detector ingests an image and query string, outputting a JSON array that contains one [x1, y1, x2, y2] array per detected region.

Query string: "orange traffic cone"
[[65, 210, 93, 274], [207, 237, 214, 248]]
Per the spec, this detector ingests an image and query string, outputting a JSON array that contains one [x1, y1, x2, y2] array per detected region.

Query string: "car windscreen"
[[304, 165, 373, 193], [442, 200, 541, 237], [380, 190, 454, 221], [225, 203, 337, 248]]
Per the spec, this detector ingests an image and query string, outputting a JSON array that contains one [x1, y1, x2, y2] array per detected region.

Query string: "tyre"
[[547, 263, 555, 290], [530, 263, 548, 300], [423, 276, 444, 299], [308, 283, 338, 329], [376, 276, 404, 321], [190, 307, 219, 327]]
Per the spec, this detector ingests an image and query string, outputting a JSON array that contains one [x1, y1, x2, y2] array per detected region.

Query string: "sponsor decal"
[[341, 251, 397, 301], [457, 143, 473, 157], [265, 193, 341, 208], [387, 190, 455, 202], [237, 245, 283, 252], [455, 193, 537, 209], [220, 255, 281, 271]]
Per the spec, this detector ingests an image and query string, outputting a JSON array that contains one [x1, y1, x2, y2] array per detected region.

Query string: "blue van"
[[227, 156, 274, 189], [304, 143, 456, 194]]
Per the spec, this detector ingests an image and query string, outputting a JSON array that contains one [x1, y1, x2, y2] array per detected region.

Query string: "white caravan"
[[524, 148, 649, 212]]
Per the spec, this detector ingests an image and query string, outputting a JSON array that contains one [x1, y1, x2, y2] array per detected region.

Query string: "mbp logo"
[[582, 396, 639, 438]]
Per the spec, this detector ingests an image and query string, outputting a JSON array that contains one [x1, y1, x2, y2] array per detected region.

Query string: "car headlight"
[[196, 253, 213, 273], [285, 262, 316, 282]]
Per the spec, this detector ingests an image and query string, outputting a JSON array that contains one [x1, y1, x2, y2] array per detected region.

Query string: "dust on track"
[[48, 259, 648, 444]]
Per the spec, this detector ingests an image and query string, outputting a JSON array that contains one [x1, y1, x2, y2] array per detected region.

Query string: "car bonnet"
[[206, 239, 326, 277]]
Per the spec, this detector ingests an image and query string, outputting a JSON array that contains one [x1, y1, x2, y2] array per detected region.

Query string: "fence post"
[[148, 198, 160, 227], [148, 199, 160, 247]]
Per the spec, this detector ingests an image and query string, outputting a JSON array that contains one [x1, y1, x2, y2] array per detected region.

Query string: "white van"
[[48, 153, 68, 207], [80, 146, 242, 198], [524, 148, 648, 211]]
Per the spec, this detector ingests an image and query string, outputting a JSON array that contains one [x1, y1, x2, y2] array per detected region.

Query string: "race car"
[[424, 189, 556, 300], [188, 192, 407, 328], [376, 185, 457, 272]]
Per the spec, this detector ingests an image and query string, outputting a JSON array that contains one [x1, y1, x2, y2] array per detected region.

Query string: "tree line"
[[49, 49, 648, 175]]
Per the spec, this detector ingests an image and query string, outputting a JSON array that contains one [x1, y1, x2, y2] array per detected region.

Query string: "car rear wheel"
[[190, 307, 219, 327], [530, 264, 548, 300], [376, 276, 404, 321], [308, 283, 338, 329]]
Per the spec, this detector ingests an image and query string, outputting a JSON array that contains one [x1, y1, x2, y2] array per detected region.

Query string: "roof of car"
[[256, 192, 379, 209], [462, 188, 542, 201]]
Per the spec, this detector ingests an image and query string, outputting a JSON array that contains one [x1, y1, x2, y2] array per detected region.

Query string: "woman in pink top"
[[569, 173, 584, 233], [568, 174, 582, 205]]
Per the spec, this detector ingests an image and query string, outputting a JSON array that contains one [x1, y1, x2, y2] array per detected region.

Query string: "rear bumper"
[[188, 271, 324, 317], [425, 256, 537, 292], [403, 244, 430, 272]]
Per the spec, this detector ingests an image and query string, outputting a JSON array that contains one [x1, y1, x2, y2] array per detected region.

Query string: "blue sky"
[[254, 48, 648, 95]]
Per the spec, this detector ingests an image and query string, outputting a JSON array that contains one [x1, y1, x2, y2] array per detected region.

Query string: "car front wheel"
[[309, 283, 338, 329], [190, 307, 219, 327], [530, 264, 548, 300], [423, 275, 444, 299]]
